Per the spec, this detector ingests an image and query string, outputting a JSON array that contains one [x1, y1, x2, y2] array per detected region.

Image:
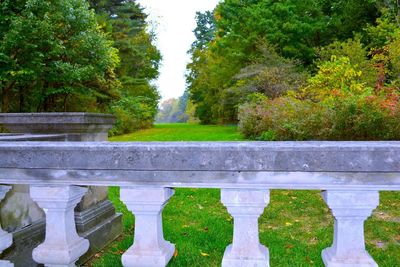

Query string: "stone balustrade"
[[0, 113, 121, 266], [0, 141, 399, 266]]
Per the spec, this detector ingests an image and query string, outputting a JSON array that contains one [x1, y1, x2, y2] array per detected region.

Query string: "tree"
[[89, 0, 162, 134], [89, 0, 161, 101], [186, 0, 383, 124], [0, 0, 119, 112]]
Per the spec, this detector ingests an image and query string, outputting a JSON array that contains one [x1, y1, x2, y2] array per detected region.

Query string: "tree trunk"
[[1, 81, 16, 113], [19, 87, 24, 112], [63, 94, 69, 112]]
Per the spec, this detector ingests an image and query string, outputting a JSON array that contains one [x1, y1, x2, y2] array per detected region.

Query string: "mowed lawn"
[[88, 124, 400, 267], [109, 123, 244, 141]]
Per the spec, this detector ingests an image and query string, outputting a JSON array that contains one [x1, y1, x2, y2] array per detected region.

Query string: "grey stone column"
[[221, 189, 270, 267], [120, 187, 175, 267], [322, 190, 379, 267]]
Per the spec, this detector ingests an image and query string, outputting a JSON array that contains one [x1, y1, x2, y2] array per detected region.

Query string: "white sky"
[[137, 0, 219, 101]]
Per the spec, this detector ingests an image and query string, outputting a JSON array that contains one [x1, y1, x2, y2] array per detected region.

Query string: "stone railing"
[[0, 113, 122, 266], [0, 141, 399, 266]]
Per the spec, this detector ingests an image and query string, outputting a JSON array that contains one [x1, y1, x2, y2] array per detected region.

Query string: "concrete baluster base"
[[0, 186, 13, 267], [322, 191, 379, 267], [221, 189, 270, 267], [30, 186, 89, 267], [120, 187, 175, 267]]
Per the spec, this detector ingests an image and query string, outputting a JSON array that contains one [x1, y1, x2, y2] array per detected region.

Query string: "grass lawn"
[[87, 123, 400, 267], [109, 123, 244, 141]]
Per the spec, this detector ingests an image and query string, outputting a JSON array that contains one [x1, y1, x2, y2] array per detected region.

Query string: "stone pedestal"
[[120, 187, 175, 267], [0, 113, 122, 266], [322, 191, 379, 267], [221, 189, 270, 267], [0, 112, 115, 141]]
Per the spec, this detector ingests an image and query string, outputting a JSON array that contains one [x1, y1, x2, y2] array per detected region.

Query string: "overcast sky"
[[137, 0, 219, 101]]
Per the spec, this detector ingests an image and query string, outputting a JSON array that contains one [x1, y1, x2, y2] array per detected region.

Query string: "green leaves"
[[185, 0, 386, 124], [0, 0, 119, 112]]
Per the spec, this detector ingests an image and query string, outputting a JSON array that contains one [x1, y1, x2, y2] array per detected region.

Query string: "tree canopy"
[[0, 0, 161, 135], [186, 0, 395, 124]]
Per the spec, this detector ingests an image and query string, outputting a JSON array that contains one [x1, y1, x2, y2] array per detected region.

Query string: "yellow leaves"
[[173, 249, 179, 258], [200, 252, 210, 257], [285, 222, 293, 226], [301, 56, 369, 102]]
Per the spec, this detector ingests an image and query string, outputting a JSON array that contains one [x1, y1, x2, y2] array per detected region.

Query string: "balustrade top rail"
[[0, 141, 400, 190]]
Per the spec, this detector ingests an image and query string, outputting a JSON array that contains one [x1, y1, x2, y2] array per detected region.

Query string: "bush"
[[109, 96, 158, 136], [239, 56, 400, 141], [239, 95, 327, 140], [239, 89, 400, 141]]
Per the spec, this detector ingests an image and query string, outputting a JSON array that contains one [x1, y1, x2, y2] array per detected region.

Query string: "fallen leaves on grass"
[[200, 252, 210, 257]]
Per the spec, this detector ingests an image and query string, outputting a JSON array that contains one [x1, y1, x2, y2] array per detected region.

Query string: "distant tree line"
[[156, 91, 199, 123]]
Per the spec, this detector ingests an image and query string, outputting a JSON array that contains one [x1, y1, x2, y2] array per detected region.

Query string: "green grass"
[[109, 123, 244, 141], [87, 123, 400, 267]]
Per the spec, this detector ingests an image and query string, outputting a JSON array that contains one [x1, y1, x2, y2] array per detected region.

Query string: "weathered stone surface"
[[0, 141, 398, 266], [0, 185, 44, 232], [2, 219, 45, 267], [0, 113, 121, 266], [322, 191, 379, 267], [0, 113, 115, 141], [120, 187, 175, 267], [30, 186, 89, 267], [1, 141, 400, 172], [0, 134, 66, 141], [0, 142, 400, 190], [74, 200, 123, 265], [221, 189, 270, 267], [0, 186, 13, 267]]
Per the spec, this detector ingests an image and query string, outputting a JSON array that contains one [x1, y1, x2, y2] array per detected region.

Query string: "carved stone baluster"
[[120, 187, 175, 267], [30, 186, 89, 267], [322, 190, 379, 267], [0, 185, 13, 267], [221, 189, 270, 267]]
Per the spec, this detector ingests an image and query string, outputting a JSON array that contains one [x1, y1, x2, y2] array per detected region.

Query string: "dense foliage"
[[0, 0, 119, 113], [186, 0, 400, 140], [0, 0, 161, 135], [90, 0, 161, 134]]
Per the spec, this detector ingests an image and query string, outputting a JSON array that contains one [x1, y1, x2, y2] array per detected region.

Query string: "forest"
[[186, 0, 400, 140], [1, 0, 400, 140], [0, 0, 160, 135]]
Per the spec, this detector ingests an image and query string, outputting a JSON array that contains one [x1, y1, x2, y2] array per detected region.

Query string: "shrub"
[[238, 56, 400, 141], [109, 96, 158, 136]]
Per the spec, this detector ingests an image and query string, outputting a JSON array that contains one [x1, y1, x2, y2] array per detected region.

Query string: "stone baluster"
[[30, 186, 89, 267], [120, 187, 175, 267], [221, 189, 270, 267], [322, 190, 379, 267], [0, 185, 13, 267]]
